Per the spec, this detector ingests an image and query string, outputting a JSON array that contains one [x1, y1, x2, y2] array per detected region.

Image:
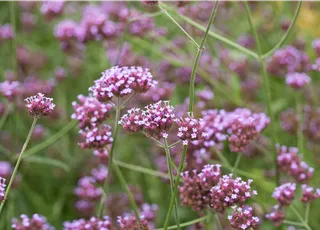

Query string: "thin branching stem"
[[243, 1, 279, 186], [0, 117, 38, 215], [157, 215, 209, 230], [290, 205, 312, 230], [232, 153, 242, 175], [283, 220, 304, 227], [164, 138, 180, 230], [188, 0, 219, 112], [305, 203, 310, 223], [261, 1, 302, 59], [0, 102, 10, 131]]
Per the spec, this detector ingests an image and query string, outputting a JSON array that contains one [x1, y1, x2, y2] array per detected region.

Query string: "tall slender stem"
[[10, 1, 17, 75], [305, 203, 310, 223], [243, 1, 279, 186], [290, 205, 312, 230], [232, 153, 242, 175], [164, 139, 180, 230], [156, 215, 209, 230], [0, 117, 38, 215], [188, 1, 219, 112], [163, 145, 187, 230], [296, 92, 304, 156], [98, 98, 121, 217], [0, 103, 10, 131], [158, 3, 200, 49]]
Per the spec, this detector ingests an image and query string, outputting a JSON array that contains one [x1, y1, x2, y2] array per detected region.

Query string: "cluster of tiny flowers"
[[0, 24, 14, 41], [228, 206, 259, 230], [74, 176, 102, 200], [63, 216, 113, 230], [272, 183, 296, 206], [0, 80, 20, 100], [312, 39, 320, 57], [71, 95, 113, 129], [120, 101, 175, 140], [301, 184, 320, 203], [179, 164, 221, 211], [209, 174, 257, 213], [267, 46, 311, 76], [265, 205, 285, 227], [40, 1, 65, 20], [78, 124, 113, 149], [89, 66, 157, 102], [12, 214, 54, 230], [176, 113, 207, 145], [117, 215, 150, 230], [285, 72, 311, 90], [225, 109, 270, 152], [277, 145, 314, 183], [24, 93, 56, 118], [0, 177, 6, 202]]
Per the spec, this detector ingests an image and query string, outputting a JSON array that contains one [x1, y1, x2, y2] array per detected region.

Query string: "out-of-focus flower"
[[176, 113, 207, 145], [280, 108, 298, 134], [55, 67, 67, 82], [277, 145, 314, 183], [21, 13, 37, 31], [129, 10, 155, 36], [74, 176, 102, 200], [32, 124, 46, 140], [75, 200, 94, 217], [89, 66, 156, 102], [312, 58, 320, 72], [24, 93, 55, 118], [93, 149, 109, 164], [40, 1, 65, 20], [209, 174, 257, 213], [0, 80, 20, 101], [0, 24, 14, 41], [54, 20, 78, 41], [63, 216, 113, 230], [91, 165, 108, 185], [78, 124, 113, 149], [22, 77, 55, 97], [272, 183, 296, 206], [237, 35, 255, 49], [72, 95, 113, 129], [117, 214, 150, 230], [139, 82, 175, 104], [285, 72, 311, 90], [142, 1, 158, 6], [312, 39, 320, 57], [300, 184, 320, 203], [0, 177, 6, 202], [228, 206, 259, 230], [12, 214, 54, 230], [179, 164, 221, 212], [266, 205, 285, 226]]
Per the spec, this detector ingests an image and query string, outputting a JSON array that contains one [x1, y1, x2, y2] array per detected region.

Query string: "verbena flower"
[[0, 24, 14, 40], [12, 214, 54, 230], [78, 125, 113, 149], [300, 184, 320, 203], [142, 1, 159, 6], [285, 72, 311, 90], [272, 183, 296, 206], [89, 66, 156, 102], [265, 205, 285, 226], [277, 145, 314, 183], [24, 93, 56, 118], [209, 174, 257, 213], [176, 113, 207, 145], [119, 108, 145, 133], [74, 176, 102, 200], [91, 165, 108, 185], [179, 164, 221, 212], [72, 95, 113, 129], [40, 1, 65, 20], [312, 39, 320, 57], [0, 80, 20, 101], [228, 206, 259, 230], [0, 177, 6, 202], [54, 20, 78, 42], [63, 216, 113, 230], [117, 214, 150, 230]]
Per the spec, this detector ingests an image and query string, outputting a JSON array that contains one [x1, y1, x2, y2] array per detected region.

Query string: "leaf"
[[24, 156, 70, 172]]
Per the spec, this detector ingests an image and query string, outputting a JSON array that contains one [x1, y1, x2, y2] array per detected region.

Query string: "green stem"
[[164, 139, 180, 230], [158, 3, 200, 49], [0, 104, 10, 131], [290, 205, 312, 230], [0, 117, 38, 215], [283, 220, 304, 227], [114, 159, 170, 179], [296, 92, 304, 156], [112, 163, 141, 224], [129, 11, 163, 22], [168, 140, 182, 149], [261, 1, 302, 59], [98, 98, 121, 217], [305, 203, 310, 223], [10, 1, 17, 75], [157, 215, 209, 230], [163, 145, 188, 230], [161, 3, 258, 59], [243, 1, 279, 186], [215, 213, 223, 230], [23, 120, 77, 158], [232, 153, 242, 175], [188, 0, 219, 112]]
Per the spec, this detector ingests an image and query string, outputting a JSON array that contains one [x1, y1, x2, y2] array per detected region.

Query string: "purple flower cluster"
[[272, 183, 296, 206], [267, 46, 311, 77], [265, 205, 285, 227], [179, 164, 221, 212], [0, 24, 14, 41], [0, 177, 6, 202], [74, 176, 102, 201], [285, 72, 311, 90], [277, 145, 314, 183], [24, 93, 56, 118], [209, 174, 257, 213], [120, 101, 175, 140], [89, 66, 157, 102], [40, 1, 65, 20], [71, 95, 113, 129], [78, 124, 113, 150], [312, 39, 320, 57], [301, 184, 320, 203], [12, 214, 54, 230], [228, 206, 259, 230], [176, 113, 208, 145], [0, 80, 20, 101], [63, 216, 113, 230]]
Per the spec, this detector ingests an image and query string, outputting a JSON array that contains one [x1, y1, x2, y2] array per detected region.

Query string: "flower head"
[[24, 93, 55, 118], [12, 214, 54, 230], [74, 176, 102, 200], [0, 177, 6, 202], [265, 205, 285, 226], [119, 108, 145, 133], [228, 206, 259, 230], [78, 124, 113, 149], [272, 183, 296, 206], [63, 216, 113, 230], [0, 24, 14, 40], [301, 184, 320, 203], [285, 72, 311, 90], [0, 80, 20, 101]]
